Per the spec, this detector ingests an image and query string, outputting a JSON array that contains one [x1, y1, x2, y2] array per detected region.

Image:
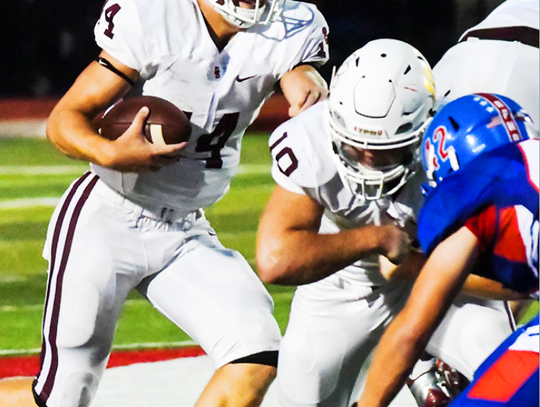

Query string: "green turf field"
[[0, 135, 296, 355]]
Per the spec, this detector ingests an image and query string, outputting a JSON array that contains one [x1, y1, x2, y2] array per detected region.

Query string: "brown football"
[[98, 96, 191, 145]]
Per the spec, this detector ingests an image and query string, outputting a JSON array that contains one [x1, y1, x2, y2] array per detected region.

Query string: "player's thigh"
[[140, 235, 281, 368], [43, 186, 144, 349], [426, 295, 514, 380], [36, 176, 143, 406], [276, 281, 406, 407]]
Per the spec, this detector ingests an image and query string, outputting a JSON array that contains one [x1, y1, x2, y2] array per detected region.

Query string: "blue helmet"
[[421, 93, 537, 194]]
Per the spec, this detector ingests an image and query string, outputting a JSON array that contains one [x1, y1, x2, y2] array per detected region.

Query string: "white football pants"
[[33, 172, 281, 407]]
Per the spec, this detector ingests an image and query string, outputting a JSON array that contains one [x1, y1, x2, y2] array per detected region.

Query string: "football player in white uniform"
[[256, 39, 515, 407], [433, 0, 539, 124], [0, 0, 329, 406]]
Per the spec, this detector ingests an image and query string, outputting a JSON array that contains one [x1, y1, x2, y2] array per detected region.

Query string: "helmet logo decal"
[[476, 93, 523, 142], [353, 127, 383, 136], [424, 67, 435, 98]]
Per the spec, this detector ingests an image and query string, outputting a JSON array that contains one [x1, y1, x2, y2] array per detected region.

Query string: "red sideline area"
[[0, 346, 206, 379], [0, 93, 290, 133]]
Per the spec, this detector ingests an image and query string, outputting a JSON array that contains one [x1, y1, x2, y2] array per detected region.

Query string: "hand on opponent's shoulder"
[[280, 64, 328, 117]]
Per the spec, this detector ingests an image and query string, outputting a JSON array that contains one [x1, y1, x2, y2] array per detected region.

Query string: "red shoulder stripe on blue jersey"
[[493, 206, 529, 263], [466, 349, 538, 402], [476, 93, 523, 142]]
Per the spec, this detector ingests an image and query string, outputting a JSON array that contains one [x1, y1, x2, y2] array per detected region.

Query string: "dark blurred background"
[[1, 0, 505, 98]]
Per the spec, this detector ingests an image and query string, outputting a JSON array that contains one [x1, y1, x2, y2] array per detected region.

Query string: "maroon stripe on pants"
[[37, 172, 99, 402]]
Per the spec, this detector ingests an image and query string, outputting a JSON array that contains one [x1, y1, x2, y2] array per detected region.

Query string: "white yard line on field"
[[236, 164, 271, 174], [0, 298, 147, 312], [0, 348, 41, 356], [0, 340, 198, 357], [0, 274, 29, 283], [0, 197, 60, 208], [0, 303, 43, 312], [0, 165, 87, 175]]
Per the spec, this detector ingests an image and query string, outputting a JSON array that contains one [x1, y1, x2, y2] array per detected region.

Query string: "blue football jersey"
[[418, 139, 539, 294]]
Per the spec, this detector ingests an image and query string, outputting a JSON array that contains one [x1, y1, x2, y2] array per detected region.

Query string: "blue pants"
[[450, 314, 539, 407]]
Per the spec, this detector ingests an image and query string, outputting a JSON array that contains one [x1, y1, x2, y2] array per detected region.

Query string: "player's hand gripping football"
[[378, 224, 412, 265], [103, 107, 187, 173]]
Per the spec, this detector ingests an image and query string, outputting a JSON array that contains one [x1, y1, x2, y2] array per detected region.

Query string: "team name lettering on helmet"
[[476, 93, 523, 142], [353, 127, 384, 136]]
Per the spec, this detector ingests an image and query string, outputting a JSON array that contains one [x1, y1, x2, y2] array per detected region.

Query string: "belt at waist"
[[92, 176, 203, 224], [460, 26, 539, 48]]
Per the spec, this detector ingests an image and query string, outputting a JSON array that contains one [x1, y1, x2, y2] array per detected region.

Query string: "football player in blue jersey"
[[357, 93, 539, 407]]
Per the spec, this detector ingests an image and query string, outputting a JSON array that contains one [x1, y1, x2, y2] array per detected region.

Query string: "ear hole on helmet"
[[396, 123, 413, 134], [449, 116, 460, 131]]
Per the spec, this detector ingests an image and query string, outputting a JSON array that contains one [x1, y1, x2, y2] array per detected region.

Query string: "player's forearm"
[[461, 274, 528, 300], [379, 249, 426, 281], [47, 106, 115, 165], [257, 225, 392, 286], [360, 245, 468, 406], [358, 313, 429, 407]]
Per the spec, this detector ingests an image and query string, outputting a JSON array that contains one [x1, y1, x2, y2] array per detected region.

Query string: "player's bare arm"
[[46, 51, 187, 172], [380, 244, 526, 300], [280, 64, 328, 117], [357, 226, 479, 407], [256, 185, 411, 285], [460, 274, 528, 300], [379, 249, 426, 281]]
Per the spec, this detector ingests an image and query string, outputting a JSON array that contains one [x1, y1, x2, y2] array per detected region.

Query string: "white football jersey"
[[269, 102, 425, 287], [460, 0, 539, 38], [92, 0, 329, 213]]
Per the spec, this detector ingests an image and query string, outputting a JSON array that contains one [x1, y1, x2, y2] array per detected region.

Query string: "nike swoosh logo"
[[236, 75, 256, 82]]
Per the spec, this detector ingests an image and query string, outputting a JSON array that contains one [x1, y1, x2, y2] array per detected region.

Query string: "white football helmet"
[[203, 0, 284, 29], [327, 38, 436, 200]]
